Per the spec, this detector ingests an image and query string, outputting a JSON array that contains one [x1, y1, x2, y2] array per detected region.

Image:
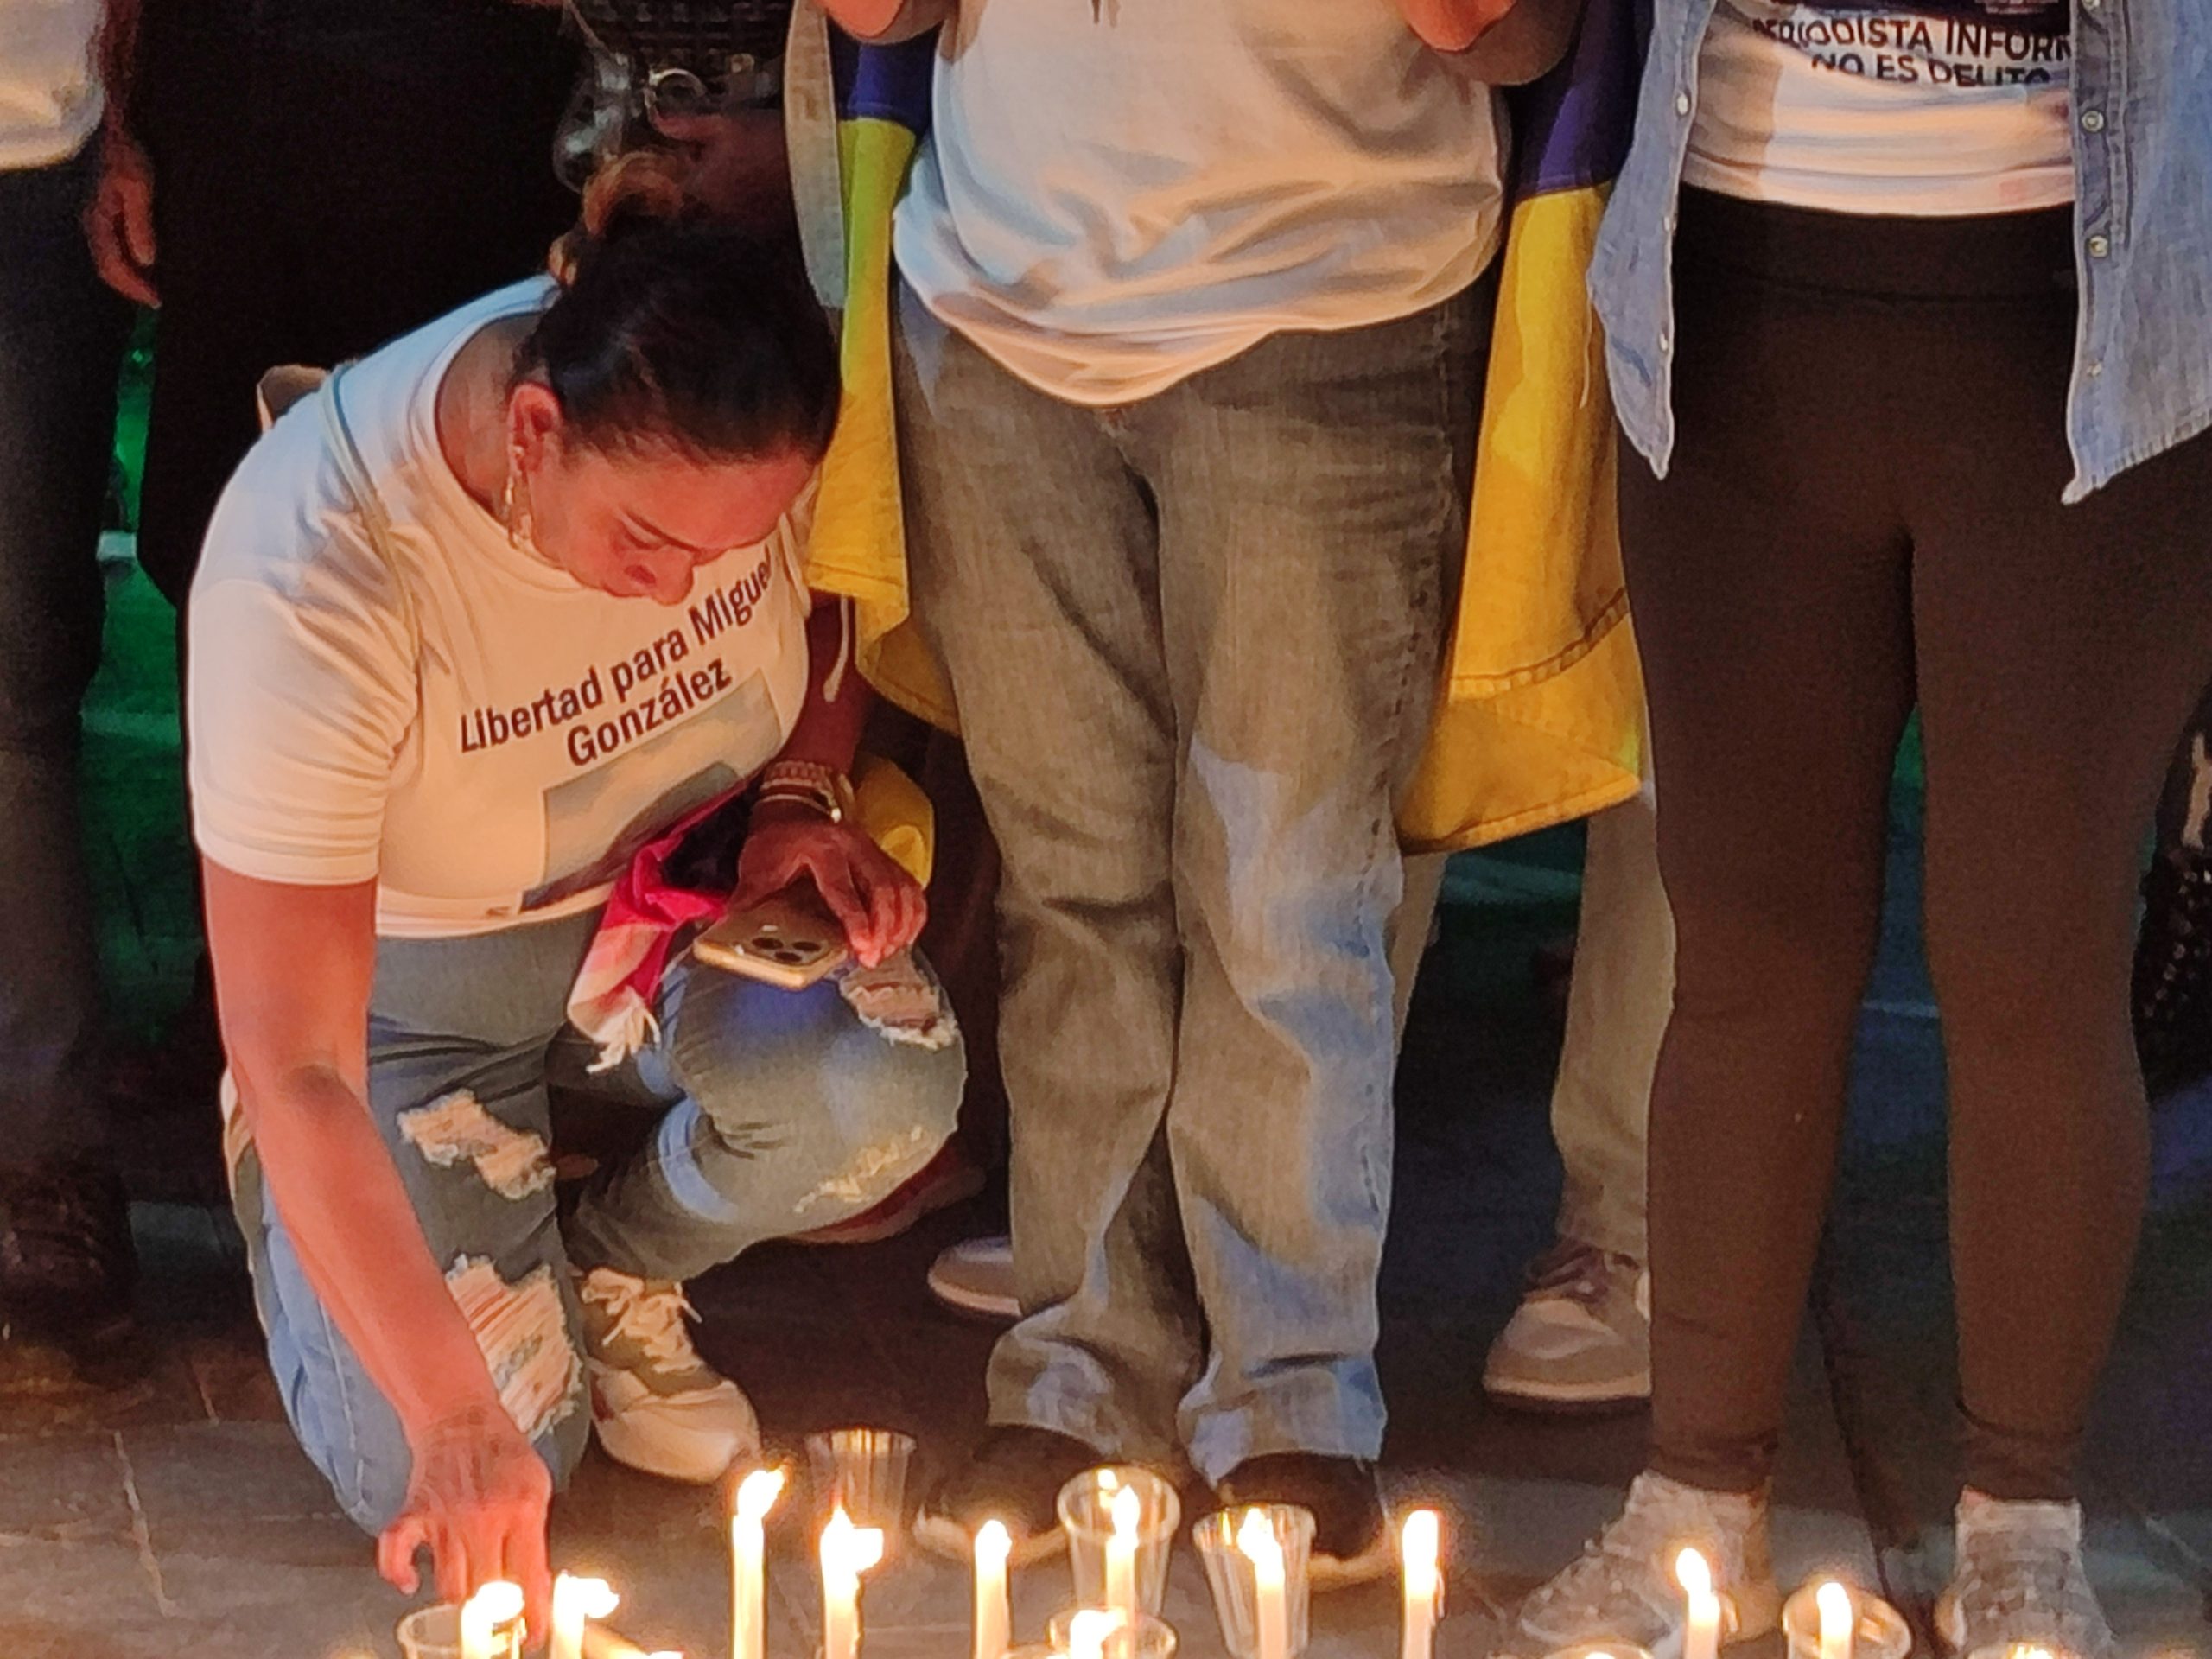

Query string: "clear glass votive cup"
[[1056, 1465, 1182, 1618], [1046, 1608, 1181, 1659], [1540, 1645, 1656, 1659], [397, 1603, 520, 1659], [806, 1426, 918, 1537], [1778, 1582, 1915, 1659], [1192, 1503, 1315, 1659]]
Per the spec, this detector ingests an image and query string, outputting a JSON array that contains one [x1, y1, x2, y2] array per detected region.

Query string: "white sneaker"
[[1934, 1490, 2116, 1659], [1503, 1471, 1782, 1659], [1484, 1239, 1651, 1409], [927, 1235, 1019, 1321], [576, 1267, 760, 1484]]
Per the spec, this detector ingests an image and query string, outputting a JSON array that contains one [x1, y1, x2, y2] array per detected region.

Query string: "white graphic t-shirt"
[[1686, 0, 2074, 214], [189, 279, 813, 939], [893, 0, 1505, 407]]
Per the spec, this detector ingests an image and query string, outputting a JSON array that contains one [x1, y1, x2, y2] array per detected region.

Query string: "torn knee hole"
[[840, 952, 959, 1050], [442, 1256, 581, 1442], [793, 1122, 936, 1219], [399, 1092, 556, 1200]]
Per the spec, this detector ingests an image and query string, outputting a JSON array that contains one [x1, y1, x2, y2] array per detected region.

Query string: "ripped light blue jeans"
[[233, 906, 965, 1533]]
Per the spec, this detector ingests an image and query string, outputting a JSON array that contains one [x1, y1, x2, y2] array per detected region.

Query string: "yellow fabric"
[[806, 116, 1644, 852], [805, 118, 961, 729], [852, 751, 935, 887], [1400, 185, 1647, 851]]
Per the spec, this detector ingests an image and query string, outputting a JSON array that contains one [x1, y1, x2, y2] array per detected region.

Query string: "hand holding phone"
[[693, 882, 852, 989]]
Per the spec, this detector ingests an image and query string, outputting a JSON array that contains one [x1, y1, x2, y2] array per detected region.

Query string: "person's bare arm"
[[203, 864, 554, 1638], [817, 0, 952, 44]]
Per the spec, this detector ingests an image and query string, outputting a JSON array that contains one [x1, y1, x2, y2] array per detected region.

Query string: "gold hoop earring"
[[502, 441, 541, 558]]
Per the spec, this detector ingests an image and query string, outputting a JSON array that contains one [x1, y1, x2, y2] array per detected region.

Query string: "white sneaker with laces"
[[1484, 1238, 1651, 1408], [1933, 1490, 2116, 1659], [927, 1235, 1019, 1322], [576, 1267, 760, 1484], [1503, 1471, 1781, 1659]]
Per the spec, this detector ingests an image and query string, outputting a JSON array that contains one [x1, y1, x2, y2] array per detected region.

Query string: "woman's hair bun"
[[547, 149, 701, 287]]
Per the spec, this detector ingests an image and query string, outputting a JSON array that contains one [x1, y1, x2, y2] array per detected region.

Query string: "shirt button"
[[2087, 232, 2112, 257], [2081, 0, 2100, 11], [2087, 360, 2105, 378], [1675, 92, 1692, 116], [1659, 330, 1674, 356], [2081, 109, 2106, 133]]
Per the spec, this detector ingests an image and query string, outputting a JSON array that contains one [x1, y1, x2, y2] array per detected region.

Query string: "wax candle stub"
[[732, 1468, 785, 1659], [1815, 1581, 1855, 1659], [821, 1505, 887, 1659], [1239, 1509, 1292, 1659], [1400, 1510, 1443, 1659], [1675, 1549, 1721, 1659], [974, 1519, 1013, 1659]]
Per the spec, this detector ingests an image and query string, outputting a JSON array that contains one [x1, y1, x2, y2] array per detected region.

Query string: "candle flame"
[[1402, 1509, 1440, 1578], [465, 1581, 527, 1624], [1069, 1609, 1126, 1659], [1674, 1548, 1713, 1599], [735, 1466, 786, 1523], [556, 1573, 622, 1620], [822, 1505, 886, 1576], [1815, 1581, 1854, 1635], [1110, 1484, 1143, 1540], [1236, 1507, 1287, 1573], [976, 1518, 1013, 1567]]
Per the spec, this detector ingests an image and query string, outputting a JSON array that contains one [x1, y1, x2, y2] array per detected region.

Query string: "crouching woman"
[[188, 177, 963, 1626]]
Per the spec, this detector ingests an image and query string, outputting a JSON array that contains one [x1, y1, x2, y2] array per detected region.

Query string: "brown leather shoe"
[[0, 1160, 137, 1344]]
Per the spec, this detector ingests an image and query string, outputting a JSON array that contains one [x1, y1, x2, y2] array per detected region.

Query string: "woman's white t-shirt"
[[893, 0, 1507, 407], [188, 279, 814, 940], [1686, 0, 2073, 214]]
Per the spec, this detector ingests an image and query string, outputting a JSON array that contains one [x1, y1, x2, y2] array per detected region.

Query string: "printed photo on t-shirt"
[[521, 666, 783, 913]]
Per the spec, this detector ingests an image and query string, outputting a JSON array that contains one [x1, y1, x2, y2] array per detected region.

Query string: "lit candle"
[[1069, 1610, 1122, 1659], [1400, 1510, 1442, 1659], [1675, 1550, 1720, 1659], [1815, 1581, 1855, 1659], [732, 1468, 786, 1659], [1106, 1483, 1142, 1630], [1238, 1509, 1290, 1659], [552, 1574, 620, 1659], [974, 1520, 1012, 1659], [820, 1504, 886, 1659], [461, 1581, 526, 1659]]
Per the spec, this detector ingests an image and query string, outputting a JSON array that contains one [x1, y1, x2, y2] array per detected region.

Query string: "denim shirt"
[[1589, 0, 2212, 501]]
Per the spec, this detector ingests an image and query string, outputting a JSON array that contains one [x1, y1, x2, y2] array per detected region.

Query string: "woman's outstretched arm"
[[203, 864, 554, 1637]]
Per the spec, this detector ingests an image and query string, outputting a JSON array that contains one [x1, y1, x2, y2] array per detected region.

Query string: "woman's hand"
[[85, 123, 158, 307], [730, 801, 927, 968], [378, 1402, 555, 1646]]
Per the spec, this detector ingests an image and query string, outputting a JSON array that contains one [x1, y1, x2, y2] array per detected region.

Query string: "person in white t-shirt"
[[0, 0, 138, 1350], [825, 0, 1525, 1578], [190, 167, 964, 1632]]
